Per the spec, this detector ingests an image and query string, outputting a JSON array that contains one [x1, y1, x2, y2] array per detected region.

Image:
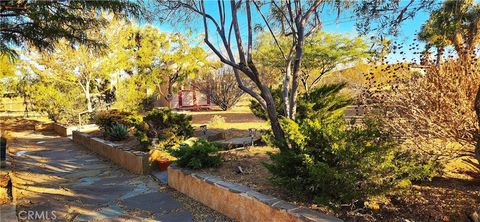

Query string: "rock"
[[236, 166, 244, 174], [122, 192, 182, 212]]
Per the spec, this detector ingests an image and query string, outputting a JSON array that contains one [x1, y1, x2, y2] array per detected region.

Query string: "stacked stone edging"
[[53, 123, 98, 137], [72, 131, 149, 174], [53, 123, 69, 137], [168, 165, 342, 222]]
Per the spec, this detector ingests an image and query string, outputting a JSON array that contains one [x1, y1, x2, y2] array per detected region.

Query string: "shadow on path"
[[8, 128, 193, 221]]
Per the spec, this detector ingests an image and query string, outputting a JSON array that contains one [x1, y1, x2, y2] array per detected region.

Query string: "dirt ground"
[[200, 147, 480, 222], [190, 112, 264, 124]]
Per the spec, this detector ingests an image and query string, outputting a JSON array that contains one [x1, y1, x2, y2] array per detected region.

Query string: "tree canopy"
[[255, 31, 370, 92], [0, 0, 141, 59], [155, 0, 438, 149], [419, 0, 480, 66]]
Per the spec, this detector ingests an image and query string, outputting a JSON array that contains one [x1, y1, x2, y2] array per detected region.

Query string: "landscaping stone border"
[[168, 165, 343, 222], [72, 131, 149, 174], [53, 123, 98, 137]]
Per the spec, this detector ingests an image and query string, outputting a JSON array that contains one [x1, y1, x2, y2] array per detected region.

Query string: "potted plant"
[[157, 158, 171, 171], [153, 151, 176, 171]]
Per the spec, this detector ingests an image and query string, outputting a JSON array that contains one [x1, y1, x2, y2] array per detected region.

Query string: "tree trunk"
[[165, 80, 173, 108], [453, 39, 473, 70], [474, 84, 480, 165], [289, 23, 305, 120], [436, 46, 444, 68], [85, 83, 93, 112], [261, 86, 287, 150], [283, 61, 292, 118], [23, 93, 29, 118], [421, 44, 432, 66]]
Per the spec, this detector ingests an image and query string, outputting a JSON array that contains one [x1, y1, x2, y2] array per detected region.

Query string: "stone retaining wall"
[[72, 131, 149, 174], [54, 123, 98, 137], [168, 165, 342, 222]]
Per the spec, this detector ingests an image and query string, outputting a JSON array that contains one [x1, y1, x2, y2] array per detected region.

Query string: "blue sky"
[[149, 1, 444, 64]]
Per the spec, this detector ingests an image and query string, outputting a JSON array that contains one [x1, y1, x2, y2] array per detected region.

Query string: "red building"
[[156, 85, 213, 110]]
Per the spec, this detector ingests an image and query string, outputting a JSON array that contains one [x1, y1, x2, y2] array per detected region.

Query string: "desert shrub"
[[134, 128, 150, 148], [140, 109, 194, 148], [168, 139, 222, 169], [208, 115, 226, 128], [140, 95, 156, 112], [265, 117, 438, 206], [359, 61, 480, 166], [263, 83, 438, 205], [249, 83, 352, 121], [94, 110, 134, 131], [194, 68, 245, 111], [249, 87, 283, 121], [94, 109, 140, 139], [106, 124, 129, 141]]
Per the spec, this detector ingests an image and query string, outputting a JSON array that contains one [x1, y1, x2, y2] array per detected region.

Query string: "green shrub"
[[265, 117, 439, 206], [141, 109, 194, 148], [249, 83, 352, 121], [130, 118, 150, 148], [249, 87, 283, 121], [94, 109, 134, 132], [262, 84, 439, 206], [140, 95, 155, 112], [106, 124, 129, 141], [168, 139, 222, 169]]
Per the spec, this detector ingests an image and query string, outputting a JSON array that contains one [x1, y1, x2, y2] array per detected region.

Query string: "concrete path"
[[6, 129, 227, 222]]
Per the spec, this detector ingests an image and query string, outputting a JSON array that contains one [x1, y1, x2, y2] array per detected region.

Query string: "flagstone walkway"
[[6, 128, 230, 222]]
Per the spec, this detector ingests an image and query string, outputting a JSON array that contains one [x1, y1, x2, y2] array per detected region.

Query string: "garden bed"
[[168, 165, 342, 222], [72, 131, 150, 174], [73, 130, 177, 174], [53, 123, 98, 137], [85, 130, 146, 152], [196, 147, 480, 221]]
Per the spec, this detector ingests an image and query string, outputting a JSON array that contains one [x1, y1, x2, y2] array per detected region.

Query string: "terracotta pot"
[[157, 158, 171, 171]]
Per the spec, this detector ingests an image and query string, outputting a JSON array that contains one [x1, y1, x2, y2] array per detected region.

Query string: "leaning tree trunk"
[[261, 86, 287, 150], [473, 84, 480, 165]]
